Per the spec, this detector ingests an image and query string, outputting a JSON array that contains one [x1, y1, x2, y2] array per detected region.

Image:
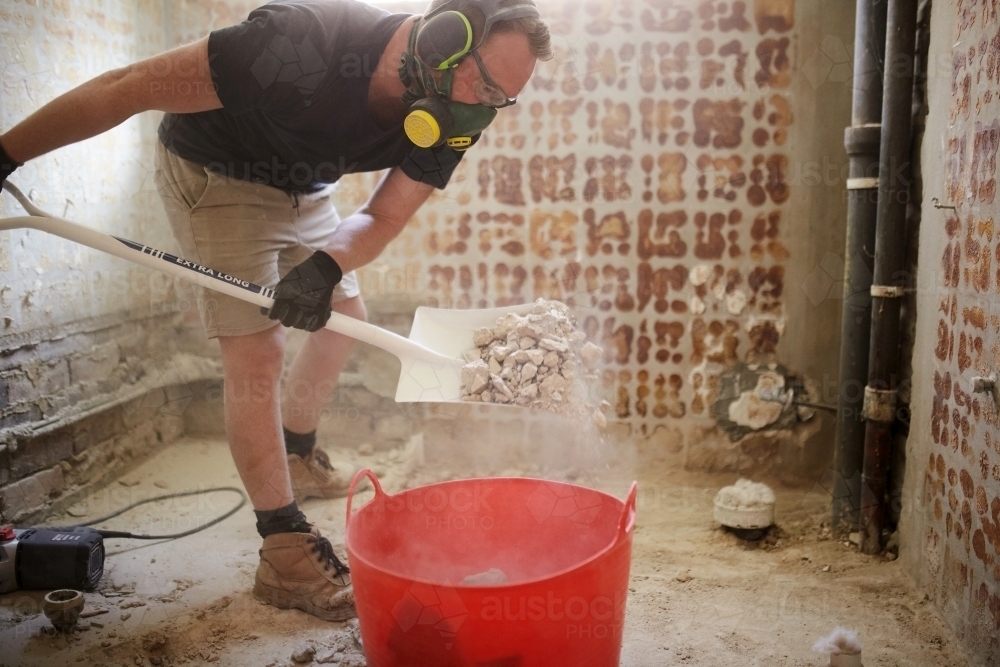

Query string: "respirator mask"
[[399, 0, 539, 150]]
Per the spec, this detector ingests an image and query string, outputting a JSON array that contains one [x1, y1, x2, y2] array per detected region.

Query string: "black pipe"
[[861, 0, 918, 555], [888, 0, 932, 529], [832, 0, 887, 538]]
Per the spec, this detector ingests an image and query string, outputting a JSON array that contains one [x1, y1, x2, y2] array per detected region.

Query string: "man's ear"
[[457, 4, 487, 47]]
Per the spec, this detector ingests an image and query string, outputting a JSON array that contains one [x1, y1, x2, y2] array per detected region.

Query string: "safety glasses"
[[471, 51, 517, 109]]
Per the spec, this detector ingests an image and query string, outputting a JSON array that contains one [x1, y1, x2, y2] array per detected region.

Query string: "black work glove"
[[262, 251, 343, 332], [0, 141, 21, 191]]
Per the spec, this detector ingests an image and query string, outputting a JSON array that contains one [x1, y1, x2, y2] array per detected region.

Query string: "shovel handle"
[[345, 468, 385, 527], [0, 182, 458, 366]]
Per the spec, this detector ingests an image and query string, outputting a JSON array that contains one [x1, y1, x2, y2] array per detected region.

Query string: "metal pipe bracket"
[[847, 177, 880, 190], [844, 123, 882, 156], [863, 386, 897, 422], [870, 285, 905, 298]]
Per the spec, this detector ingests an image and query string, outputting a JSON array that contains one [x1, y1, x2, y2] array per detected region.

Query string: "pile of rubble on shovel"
[[460, 299, 607, 426]]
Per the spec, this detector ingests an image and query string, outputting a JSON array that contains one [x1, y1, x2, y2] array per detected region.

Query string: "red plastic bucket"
[[345, 470, 637, 667]]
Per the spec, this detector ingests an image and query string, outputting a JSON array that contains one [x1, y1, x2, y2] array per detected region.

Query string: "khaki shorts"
[[153, 141, 360, 338]]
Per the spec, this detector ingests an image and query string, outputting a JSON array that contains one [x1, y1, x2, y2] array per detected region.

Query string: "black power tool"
[[0, 525, 105, 593], [0, 486, 247, 593]]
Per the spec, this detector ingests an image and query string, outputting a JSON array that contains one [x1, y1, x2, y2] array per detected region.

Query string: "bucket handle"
[[616, 481, 638, 541], [345, 468, 386, 528]]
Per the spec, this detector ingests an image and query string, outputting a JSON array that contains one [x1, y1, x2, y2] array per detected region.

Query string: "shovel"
[[0, 182, 530, 402]]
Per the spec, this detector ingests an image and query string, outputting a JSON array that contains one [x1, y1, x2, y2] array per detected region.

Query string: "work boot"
[[253, 528, 356, 621], [287, 448, 360, 503]]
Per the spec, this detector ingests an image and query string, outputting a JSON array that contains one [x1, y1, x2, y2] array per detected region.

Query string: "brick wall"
[[0, 310, 220, 523], [901, 1, 1000, 663]]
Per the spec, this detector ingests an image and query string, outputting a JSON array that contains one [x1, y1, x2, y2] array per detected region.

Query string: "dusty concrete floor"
[[0, 435, 971, 667]]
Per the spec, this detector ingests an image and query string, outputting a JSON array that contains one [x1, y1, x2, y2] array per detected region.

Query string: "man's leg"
[[218, 325, 292, 511], [155, 143, 353, 621], [282, 296, 368, 434], [281, 296, 367, 502], [217, 324, 354, 621]]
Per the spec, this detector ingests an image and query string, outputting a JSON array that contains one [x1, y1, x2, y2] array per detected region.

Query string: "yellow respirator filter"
[[404, 109, 442, 149]]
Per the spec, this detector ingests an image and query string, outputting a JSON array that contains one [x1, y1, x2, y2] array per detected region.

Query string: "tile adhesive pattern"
[[336, 0, 799, 436]]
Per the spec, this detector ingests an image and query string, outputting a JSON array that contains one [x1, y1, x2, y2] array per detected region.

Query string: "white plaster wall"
[[0, 0, 179, 337]]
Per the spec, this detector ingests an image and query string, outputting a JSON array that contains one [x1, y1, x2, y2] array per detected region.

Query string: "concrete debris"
[[462, 359, 490, 395], [141, 631, 167, 651], [291, 644, 315, 663], [727, 371, 787, 429], [728, 392, 783, 429], [473, 327, 494, 347], [316, 648, 345, 664], [460, 299, 606, 423], [580, 342, 603, 368], [712, 362, 820, 444], [714, 479, 775, 511]]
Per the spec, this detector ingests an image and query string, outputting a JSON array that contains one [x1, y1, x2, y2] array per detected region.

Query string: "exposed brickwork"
[[0, 311, 219, 523], [0, 466, 65, 522], [903, 1, 1000, 663], [0, 388, 197, 524]]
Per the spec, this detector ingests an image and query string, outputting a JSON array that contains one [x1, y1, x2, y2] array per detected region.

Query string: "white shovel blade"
[[394, 303, 535, 402]]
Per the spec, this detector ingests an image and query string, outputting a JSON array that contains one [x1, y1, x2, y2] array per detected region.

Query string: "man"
[[0, 0, 550, 621]]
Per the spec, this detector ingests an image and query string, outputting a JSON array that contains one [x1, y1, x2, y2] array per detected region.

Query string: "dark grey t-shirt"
[[158, 0, 466, 193]]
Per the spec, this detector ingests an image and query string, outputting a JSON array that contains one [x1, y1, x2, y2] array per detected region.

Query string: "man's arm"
[[321, 167, 436, 273], [0, 37, 220, 164], [264, 168, 432, 330]]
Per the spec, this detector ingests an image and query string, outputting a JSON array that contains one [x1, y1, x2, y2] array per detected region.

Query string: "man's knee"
[[219, 324, 286, 380]]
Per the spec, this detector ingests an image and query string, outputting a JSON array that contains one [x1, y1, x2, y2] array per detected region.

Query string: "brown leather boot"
[[287, 448, 360, 503], [253, 529, 356, 621]]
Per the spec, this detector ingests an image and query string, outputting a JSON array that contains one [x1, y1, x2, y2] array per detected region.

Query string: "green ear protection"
[[416, 10, 474, 70], [400, 0, 540, 150]]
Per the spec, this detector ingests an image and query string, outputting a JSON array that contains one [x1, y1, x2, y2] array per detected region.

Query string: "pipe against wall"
[[860, 0, 919, 555], [887, 0, 933, 529], [832, 0, 887, 538]]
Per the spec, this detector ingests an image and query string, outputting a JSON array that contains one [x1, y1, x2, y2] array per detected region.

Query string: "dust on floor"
[[0, 436, 971, 666]]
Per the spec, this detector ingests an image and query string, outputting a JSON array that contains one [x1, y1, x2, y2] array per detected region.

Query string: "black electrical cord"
[[63, 486, 247, 540]]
